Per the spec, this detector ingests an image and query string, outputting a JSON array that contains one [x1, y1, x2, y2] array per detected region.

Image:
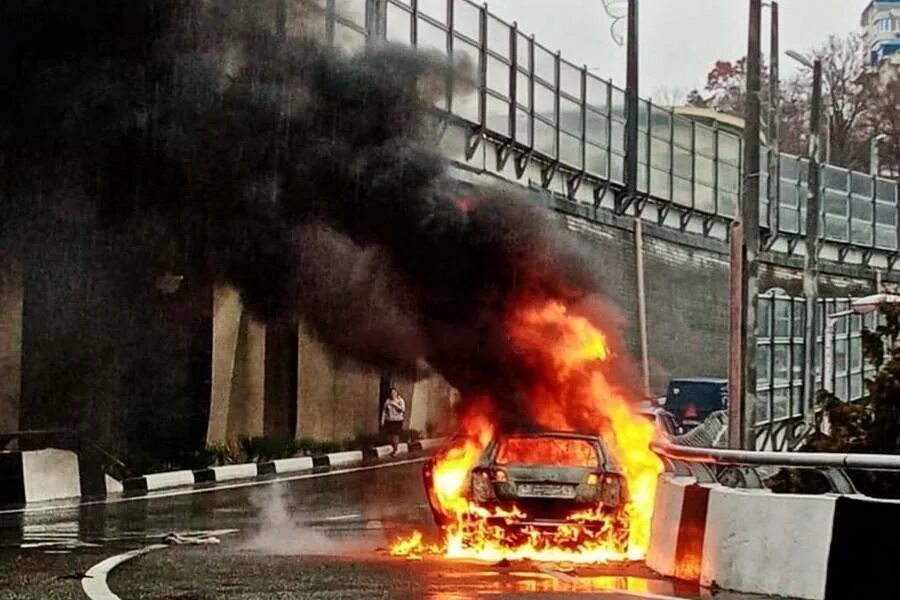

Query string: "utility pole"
[[733, 0, 762, 450], [767, 2, 780, 234], [624, 0, 639, 199], [803, 59, 822, 431]]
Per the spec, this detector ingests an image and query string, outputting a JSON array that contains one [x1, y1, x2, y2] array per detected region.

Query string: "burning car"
[[423, 431, 629, 545]]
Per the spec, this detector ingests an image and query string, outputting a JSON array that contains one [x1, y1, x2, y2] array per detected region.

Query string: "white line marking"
[[82, 544, 168, 600], [320, 513, 363, 522], [0, 457, 427, 516]]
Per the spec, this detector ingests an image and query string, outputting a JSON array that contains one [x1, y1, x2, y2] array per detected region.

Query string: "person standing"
[[381, 387, 406, 456]]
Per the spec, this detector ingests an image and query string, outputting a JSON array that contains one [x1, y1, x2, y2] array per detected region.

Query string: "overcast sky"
[[483, 0, 870, 102]]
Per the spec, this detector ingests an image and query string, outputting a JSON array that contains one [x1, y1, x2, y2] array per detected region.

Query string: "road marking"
[[0, 457, 427, 517], [81, 530, 239, 599], [82, 544, 168, 600], [533, 565, 686, 600], [320, 513, 363, 522]]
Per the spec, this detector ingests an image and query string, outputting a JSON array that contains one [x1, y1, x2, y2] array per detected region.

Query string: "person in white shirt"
[[381, 387, 406, 456]]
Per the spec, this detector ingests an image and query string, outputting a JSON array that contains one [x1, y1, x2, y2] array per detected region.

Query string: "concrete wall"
[[208, 285, 266, 445], [559, 207, 883, 396], [0, 252, 23, 434], [296, 326, 381, 441], [563, 214, 732, 394], [207, 285, 455, 444]]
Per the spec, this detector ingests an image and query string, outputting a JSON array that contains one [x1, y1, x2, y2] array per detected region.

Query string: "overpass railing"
[[651, 438, 900, 495], [338, 0, 899, 256]]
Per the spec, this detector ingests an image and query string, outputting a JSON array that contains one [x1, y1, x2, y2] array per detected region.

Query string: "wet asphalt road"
[[0, 458, 773, 599]]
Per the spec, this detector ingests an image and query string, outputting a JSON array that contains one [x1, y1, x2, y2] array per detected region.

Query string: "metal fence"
[[370, 0, 899, 253], [309, 1, 900, 445], [755, 291, 881, 449]]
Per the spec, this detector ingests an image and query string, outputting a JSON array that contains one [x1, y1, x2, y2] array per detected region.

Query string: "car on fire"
[[423, 431, 628, 535]]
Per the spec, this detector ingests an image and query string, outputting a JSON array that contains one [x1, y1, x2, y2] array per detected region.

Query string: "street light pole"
[[624, 0, 639, 199], [803, 58, 823, 431], [732, 0, 763, 450], [767, 2, 780, 233]]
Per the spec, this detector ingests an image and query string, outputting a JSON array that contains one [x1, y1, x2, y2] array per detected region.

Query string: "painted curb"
[[119, 437, 447, 496]]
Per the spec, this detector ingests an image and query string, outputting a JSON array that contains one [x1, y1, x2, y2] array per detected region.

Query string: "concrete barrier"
[[0, 448, 83, 504], [326, 450, 364, 467], [646, 475, 691, 577], [271, 456, 313, 474], [420, 437, 447, 451], [210, 463, 258, 482], [701, 488, 835, 599], [646, 473, 900, 600], [23, 437, 442, 502], [22, 449, 81, 503], [142, 470, 196, 491]]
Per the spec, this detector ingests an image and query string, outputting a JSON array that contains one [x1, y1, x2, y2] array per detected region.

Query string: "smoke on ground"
[[241, 485, 369, 556]]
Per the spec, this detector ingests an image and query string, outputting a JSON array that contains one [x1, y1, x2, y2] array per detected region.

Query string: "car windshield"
[[494, 436, 599, 467]]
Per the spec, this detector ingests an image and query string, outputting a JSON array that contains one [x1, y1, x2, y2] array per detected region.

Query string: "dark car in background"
[[664, 377, 727, 430]]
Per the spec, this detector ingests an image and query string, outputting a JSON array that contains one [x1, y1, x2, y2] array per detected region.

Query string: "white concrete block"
[[143, 470, 195, 491], [211, 463, 258, 482], [701, 488, 836, 600], [420, 437, 447, 450], [105, 475, 124, 494], [327, 451, 363, 466], [21, 449, 81, 503], [272, 456, 313, 474], [374, 443, 409, 458], [646, 474, 694, 577]]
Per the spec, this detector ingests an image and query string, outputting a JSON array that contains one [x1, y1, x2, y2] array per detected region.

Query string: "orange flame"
[[390, 299, 662, 563]]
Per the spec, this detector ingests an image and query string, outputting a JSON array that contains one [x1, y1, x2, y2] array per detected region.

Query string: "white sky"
[[483, 0, 870, 101]]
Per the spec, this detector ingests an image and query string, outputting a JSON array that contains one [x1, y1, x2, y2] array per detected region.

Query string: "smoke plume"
[[0, 1, 638, 435]]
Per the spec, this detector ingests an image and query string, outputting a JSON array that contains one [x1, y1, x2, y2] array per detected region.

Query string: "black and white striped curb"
[[122, 438, 446, 493]]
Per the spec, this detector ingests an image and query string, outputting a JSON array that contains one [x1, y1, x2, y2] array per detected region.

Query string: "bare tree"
[[797, 34, 871, 171], [651, 86, 689, 108], [691, 34, 885, 173]]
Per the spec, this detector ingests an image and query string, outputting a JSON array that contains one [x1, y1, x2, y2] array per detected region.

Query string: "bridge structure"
[[0, 0, 895, 455], [310, 0, 900, 449]]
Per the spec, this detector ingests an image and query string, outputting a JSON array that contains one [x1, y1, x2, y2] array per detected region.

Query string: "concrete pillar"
[[0, 253, 23, 433], [408, 371, 454, 437], [296, 326, 381, 441], [207, 285, 266, 445], [263, 323, 298, 441]]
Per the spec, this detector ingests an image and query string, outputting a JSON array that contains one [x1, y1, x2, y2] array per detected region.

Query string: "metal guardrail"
[[651, 435, 900, 495], [671, 410, 729, 449], [653, 440, 900, 471]]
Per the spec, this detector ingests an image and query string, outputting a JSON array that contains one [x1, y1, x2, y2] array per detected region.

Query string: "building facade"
[[862, 0, 900, 82]]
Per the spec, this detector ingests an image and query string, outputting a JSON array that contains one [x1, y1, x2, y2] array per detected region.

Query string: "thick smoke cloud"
[[0, 1, 636, 433]]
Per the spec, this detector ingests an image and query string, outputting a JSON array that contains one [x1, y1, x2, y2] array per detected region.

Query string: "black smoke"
[[0, 0, 633, 439]]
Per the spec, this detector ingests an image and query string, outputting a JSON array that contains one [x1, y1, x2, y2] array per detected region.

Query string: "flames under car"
[[424, 431, 629, 535]]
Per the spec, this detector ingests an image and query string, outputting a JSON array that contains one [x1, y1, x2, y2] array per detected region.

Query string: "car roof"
[[495, 430, 603, 442], [669, 377, 727, 384]]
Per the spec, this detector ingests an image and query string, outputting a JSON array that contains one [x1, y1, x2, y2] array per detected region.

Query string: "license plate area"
[[516, 483, 576, 499]]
